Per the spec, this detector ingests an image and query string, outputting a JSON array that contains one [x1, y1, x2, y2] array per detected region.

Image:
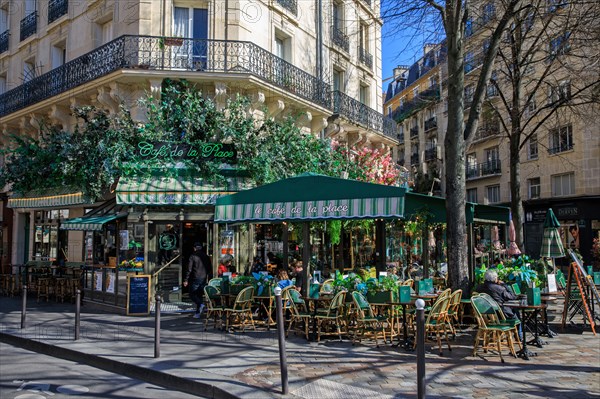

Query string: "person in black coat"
[[478, 269, 518, 319], [183, 243, 208, 318]]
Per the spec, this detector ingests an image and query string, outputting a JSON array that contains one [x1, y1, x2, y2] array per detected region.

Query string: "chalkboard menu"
[[127, 275, 150, 316]]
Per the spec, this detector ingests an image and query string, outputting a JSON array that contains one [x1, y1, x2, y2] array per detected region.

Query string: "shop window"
[[33, 209, 70, 262]]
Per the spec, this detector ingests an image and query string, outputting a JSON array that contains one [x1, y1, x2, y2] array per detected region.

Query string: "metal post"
[[21, 285, 27, 329], [154, 294, 161, 358], [274, 287, 288, 394], [416, 298, 426, 399], [75, 289, 81, 340]]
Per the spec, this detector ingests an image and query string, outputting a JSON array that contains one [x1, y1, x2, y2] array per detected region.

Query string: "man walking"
[[183, 243, 208, 319]]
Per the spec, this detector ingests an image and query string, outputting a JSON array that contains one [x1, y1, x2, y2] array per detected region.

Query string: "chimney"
[[393, 65, 409, 80]]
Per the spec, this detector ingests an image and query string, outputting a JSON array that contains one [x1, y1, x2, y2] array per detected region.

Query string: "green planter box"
[[398, 286, 411, 304], [309, 283, 320, 299], [593, 272, 600, 285], [367, 290, 393, 304], [527, 287, 541, 306], [586, 266, 593, 275]]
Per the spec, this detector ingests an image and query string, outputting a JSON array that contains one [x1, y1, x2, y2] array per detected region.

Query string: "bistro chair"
[[208, 278, 222, 288], [470, 295, 518, 363], [286, 288, 312, 339], [320, 279, 334, 294], [477, 293, 522, 349], [445, 289, 463, 338], [223, 286, 255, 332], [416, 294, 452, 355], [350, 291, 387, 347], [203, 285, 223, 330], [315, 291, 347, 342]]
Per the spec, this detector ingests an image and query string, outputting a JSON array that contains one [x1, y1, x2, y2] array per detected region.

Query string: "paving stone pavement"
[[0, 296, 599, 399]]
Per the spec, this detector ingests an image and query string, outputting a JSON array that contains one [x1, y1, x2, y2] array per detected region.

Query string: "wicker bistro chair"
[[415, 294, 452, 355], [445, 289, 463, 338], [315, 291, 347, 342], [223, 286, 256, 332], [208, 278, 222, 288], [476, 293, 522, 350], [320, 279, 334, 294], [470, 295, 519, 362], [204, 285, 224, 330], [351, 291, 388, 347], [287, 288, 312, 339]]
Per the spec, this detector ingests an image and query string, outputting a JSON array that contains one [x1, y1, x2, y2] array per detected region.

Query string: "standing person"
[[183, 242, 207, 319], [293, 261, 305, 294]]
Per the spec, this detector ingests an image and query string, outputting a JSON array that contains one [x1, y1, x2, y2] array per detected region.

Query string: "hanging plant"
[[327, 220, 342, 246]]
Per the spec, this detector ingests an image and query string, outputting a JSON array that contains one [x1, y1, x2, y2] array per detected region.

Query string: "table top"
[[504, 301, 547, 310]]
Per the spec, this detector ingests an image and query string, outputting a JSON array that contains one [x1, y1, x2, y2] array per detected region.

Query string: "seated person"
[[409, 255, 424, 279], [276, 269, 293, 290], [251, 256, 266, 274], [218, 256, 232, 277], [477, 269, 518, 319]]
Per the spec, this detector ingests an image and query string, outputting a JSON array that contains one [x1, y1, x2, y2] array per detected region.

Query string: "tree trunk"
[[444, 23, 470, 293], [509, 133, 525, 249]]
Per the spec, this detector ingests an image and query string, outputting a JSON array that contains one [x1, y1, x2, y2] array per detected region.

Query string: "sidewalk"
[[1, 296, 599, 399]]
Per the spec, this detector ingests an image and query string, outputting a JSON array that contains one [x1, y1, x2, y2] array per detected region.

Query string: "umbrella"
[[507, 219, 521, 256], [539, 208, 565, 272]]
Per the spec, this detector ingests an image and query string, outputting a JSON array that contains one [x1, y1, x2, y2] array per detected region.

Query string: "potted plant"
[[230, 275, 255, 295], [366, 275, 399, 304], [252, 272, 273, 296], [332, 271, 367, 302]]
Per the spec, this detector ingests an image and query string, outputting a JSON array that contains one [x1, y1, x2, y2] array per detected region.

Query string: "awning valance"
[[8, 188, 89, 209], [60, 199, 127, 231], [116, 174, 252, 206]]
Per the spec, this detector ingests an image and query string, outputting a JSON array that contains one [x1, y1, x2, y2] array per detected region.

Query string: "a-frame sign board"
[[561, 250, 598, 334]]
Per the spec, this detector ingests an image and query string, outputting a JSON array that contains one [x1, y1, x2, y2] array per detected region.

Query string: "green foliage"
[[474, 255, 542, 289], [332, 271, 367, 295], [327, 220, 342, 246]]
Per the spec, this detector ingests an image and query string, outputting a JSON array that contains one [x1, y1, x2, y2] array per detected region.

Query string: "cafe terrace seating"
[[351, 291, 387, 347], [315, 291, 347, 342], [203, 285, 223, 330], [471, 295, 519, 362], [223, 286, 256, 332], [417, 293, 452, 355]]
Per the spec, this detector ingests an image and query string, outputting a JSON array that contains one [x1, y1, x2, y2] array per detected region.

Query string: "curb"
[[0, 332, 240, 399]]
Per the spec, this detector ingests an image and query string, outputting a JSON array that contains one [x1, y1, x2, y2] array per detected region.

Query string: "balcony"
[[20, 11, 38, 41], [0, 35, 332, 118], [424, 117, 437, 131], [331, 90, 399, 141], [358, 46, 373, 70], [411, 154, 420, 166], [424, 146, 437, 161], [276, 0, 297, 16], [0, 30, 8, 54], [548, 142, 574, 154], [466, 160, 502, 180], [330, 25, 349, 53], [392, 86, 441, 123], [48, 0, 69, 24], [410, 126, 419, 139], [475, 121, 500, 140]]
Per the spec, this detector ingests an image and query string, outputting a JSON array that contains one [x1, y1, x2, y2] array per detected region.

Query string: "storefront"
[[524, 196, 600, 266]]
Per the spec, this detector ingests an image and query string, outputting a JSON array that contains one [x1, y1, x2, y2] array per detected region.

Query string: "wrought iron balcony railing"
[[358, 46, 373, 69], [0, 35, 331, 118], [331, 90, 399, 140], [20, 11, 38, 41], [276, 0, 298, 15], [425, 146, 437, 161], [411, 154, 420, 166], [424, 117, 437, 131], [410, 126, 419, 138], [330, 25, 349, 52], [548, 142, 574, 154], [0, 30, 8, 54], [392, 86, 441, 123], [475, 122, 500, 140], [466, 159, 502, 180], [48, 0, 69, 24]]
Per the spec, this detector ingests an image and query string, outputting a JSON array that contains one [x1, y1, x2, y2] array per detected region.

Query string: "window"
[[101, 20, 113, 44], [482, 38, 491, 54], [525, 94, 536, 116], [359, 22, 369, 52], [172, 6, 209, 68], [549, 32, 571, 57], [547, 81, 571, 104], [467, 188, 478, 203], [486, 185, 501, 204], [23, 59, 35, 82], [25, 0, 36, 16], [360, 85, 369, 106], [486, 71, 498, 97], [465, 84, 475, 105], [333, 69, 344, 92], [275, 32, 291, 62], [0, 7, 8, 33], [465, 18, 473, 37], [332, 1, 343, 31], [528, 133, 538, 160], [551, 172, 575, 196], [51, 42, 66, 69], [528, 177, 541, 199], [0, 74, 5, 95], [549, 124, 573, 154], [482, 2, 496, 24], [467, 153, 478, 178], [429, 76, 437, 89], [465, 51, 475, 73], [387, 106, 392, 117]]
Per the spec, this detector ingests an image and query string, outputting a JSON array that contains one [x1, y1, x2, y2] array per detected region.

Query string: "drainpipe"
[[316, 0, 323, 82]]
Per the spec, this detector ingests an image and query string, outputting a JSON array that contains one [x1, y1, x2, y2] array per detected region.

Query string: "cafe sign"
[[137, 141, 237, 163]]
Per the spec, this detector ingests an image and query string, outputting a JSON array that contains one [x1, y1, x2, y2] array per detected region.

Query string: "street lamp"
[[428, 177, 441, 196]]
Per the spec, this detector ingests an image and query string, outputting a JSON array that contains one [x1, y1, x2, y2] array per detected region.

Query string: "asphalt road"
[[0, 343, 201, 399]]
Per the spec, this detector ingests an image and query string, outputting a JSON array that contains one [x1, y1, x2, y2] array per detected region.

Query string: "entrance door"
[[154, 223, 183, 303]]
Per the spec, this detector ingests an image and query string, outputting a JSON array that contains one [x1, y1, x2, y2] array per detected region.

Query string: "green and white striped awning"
[[8, 188, 89, 209], [116, 175, 252, 206], [60, 213, 127, 231], [216, 197, 404, 221]]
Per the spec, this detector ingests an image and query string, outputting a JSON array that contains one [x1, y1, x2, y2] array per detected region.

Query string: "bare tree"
[[484, 0, 600, 248], [383, 0, 522, 291]]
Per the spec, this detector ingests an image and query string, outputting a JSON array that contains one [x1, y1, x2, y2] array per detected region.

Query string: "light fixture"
[[428, 178, 441, 196]]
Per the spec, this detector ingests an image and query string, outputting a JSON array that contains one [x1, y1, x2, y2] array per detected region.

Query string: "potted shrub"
[[230, 275, 254, 295], [366, 275, 399, 304]]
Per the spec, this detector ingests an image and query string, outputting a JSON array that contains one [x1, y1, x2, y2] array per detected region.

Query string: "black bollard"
[[154, 294, 161, 358], [274, 286, 288, 394], [75, 289, 81, 340], [416, 298, 426, 399], [21, 285, 27, 329]]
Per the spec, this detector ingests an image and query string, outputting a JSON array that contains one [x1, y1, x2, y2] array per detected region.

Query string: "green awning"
[[8, 187, 89, 209], [215, 173, 407, 222], [116, 174, 252, 206], [60, 199, 127, 231]]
